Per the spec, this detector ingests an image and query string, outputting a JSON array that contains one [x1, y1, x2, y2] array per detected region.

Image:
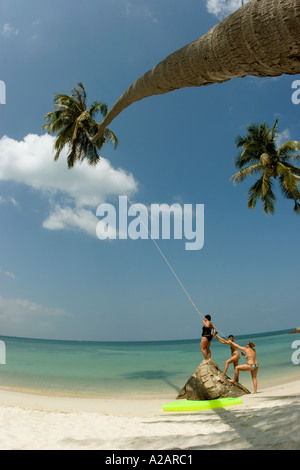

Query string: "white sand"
[[0, 380, 299, 450]]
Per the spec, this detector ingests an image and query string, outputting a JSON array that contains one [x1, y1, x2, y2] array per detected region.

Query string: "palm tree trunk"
[[93, 0, 300, 142]]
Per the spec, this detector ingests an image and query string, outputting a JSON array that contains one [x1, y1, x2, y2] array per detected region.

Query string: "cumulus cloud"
[[0, 134, 138, 237], [0, 269, 16, 279], [0, 196, 17, 206], [43, 206, 101, 236], [2, 23, 19, 38], [124, 1, 158, 23], [0, 295, 67, 323], [276, 128, 291, 148], [206, 0, 251, 20], [0, 295, 69, 338]]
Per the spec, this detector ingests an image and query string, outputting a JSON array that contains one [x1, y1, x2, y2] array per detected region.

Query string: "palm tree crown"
[[43, 82, 118, 168], [231, 119, 300, 214]]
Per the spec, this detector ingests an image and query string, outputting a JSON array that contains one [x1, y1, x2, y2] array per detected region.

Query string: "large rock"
[[177, 358, 250, 400]]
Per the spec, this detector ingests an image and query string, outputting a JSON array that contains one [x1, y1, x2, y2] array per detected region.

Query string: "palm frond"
[[247, 177, 263, 209], [279, 161, 300, 177], [71, 82, 87, 108], [271, 118, 279, 139], [278, 172, 300, 201], [278, 140, 300, 158], [293, 200, 300, 214], [104, 128, 119, 148], [247, 176, 276, 214], [43, 82, 118, 167], [89, 100, 108, 119], [234, 148, 260, 169], [231, 163, 262, 184], [262, 187, 276, 215]]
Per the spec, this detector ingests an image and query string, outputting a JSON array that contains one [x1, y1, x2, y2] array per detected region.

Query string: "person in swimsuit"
[[200, 314, 216, 359], [228, 340, 259, 393], [215, 334, 241, 375]]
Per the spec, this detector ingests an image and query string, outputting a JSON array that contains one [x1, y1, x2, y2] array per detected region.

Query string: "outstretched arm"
[[228, 341, 247, 352], [215, 335, 229, 345]]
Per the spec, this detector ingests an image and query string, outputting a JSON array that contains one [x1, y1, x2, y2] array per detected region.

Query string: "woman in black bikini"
[[200, 314, 216, 359]]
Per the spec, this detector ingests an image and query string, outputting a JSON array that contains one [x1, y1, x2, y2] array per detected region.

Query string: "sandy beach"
[[0, 378, 299, 450]]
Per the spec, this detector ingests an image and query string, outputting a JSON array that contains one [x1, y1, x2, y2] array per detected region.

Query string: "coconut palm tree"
[[43, 82, 118, 168], [231, 119, 300, 214], [91, 0, 300, 143]]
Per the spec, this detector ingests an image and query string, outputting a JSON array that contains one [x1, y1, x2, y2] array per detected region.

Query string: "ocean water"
[[0, 329, 298, 398]]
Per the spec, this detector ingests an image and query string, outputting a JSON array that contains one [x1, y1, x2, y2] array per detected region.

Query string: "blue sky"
[[0, 0, 299, 341]]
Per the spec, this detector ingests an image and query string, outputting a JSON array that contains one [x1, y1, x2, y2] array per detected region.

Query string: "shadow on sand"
[[122, 370, 181, 393]]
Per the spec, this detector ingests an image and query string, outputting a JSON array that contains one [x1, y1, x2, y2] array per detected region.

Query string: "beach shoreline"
[[0, 378, 299, 450]]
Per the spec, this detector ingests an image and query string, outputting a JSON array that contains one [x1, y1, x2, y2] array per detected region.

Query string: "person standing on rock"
[[228, 340, 259, 393], [215, 334, 241, 375], [200, 314, 217, 359]]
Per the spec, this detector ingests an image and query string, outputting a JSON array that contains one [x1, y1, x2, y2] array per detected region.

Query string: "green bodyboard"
[[162, 397, 243, 411]]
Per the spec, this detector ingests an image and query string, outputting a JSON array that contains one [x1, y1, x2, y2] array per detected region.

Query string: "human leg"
[[251, 368, 258, 393], [223, 356, 234, 374], [223, 354, 239, 374], [200, 337, 209, 359], [228, 364, 252, 384], [206, 339, 212, 358]]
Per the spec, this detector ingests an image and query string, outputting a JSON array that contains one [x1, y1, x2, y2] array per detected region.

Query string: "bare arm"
[[215, 335, 228, 344], [228, 341, 247, 352], [202, 319, 216, 336], [210, 323, 217, 335]]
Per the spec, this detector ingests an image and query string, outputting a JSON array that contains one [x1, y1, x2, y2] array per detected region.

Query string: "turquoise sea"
[[0, 329, 299, 398]]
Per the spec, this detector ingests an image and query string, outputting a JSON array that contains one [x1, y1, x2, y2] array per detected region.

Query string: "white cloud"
[[0, 295, 69, 338], [0, 295, 67, 324], [276, 128, 291, 147], [2, 23, 20, 38], [0, 134, 138, 237], [43, 206, 100, 236], [0, 196, 17, 206], [0, 268, 16, 279], [206, 0, 251, 20], [124, 2, 158, 23], [4, 271, 15, 279]]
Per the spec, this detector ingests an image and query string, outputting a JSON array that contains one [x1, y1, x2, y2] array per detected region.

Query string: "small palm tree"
[[43, 82, 118, 168], [231, 119, 300, 214]]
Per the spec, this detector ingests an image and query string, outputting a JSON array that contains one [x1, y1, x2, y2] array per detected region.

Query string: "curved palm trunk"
[[93, 0, 300, 142]]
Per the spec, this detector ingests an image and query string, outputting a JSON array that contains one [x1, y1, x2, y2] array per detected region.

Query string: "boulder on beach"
[[177, 358, 250, 400]]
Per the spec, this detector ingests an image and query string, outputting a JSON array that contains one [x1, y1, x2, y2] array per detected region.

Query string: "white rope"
[[117, 187, 228, 339]]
